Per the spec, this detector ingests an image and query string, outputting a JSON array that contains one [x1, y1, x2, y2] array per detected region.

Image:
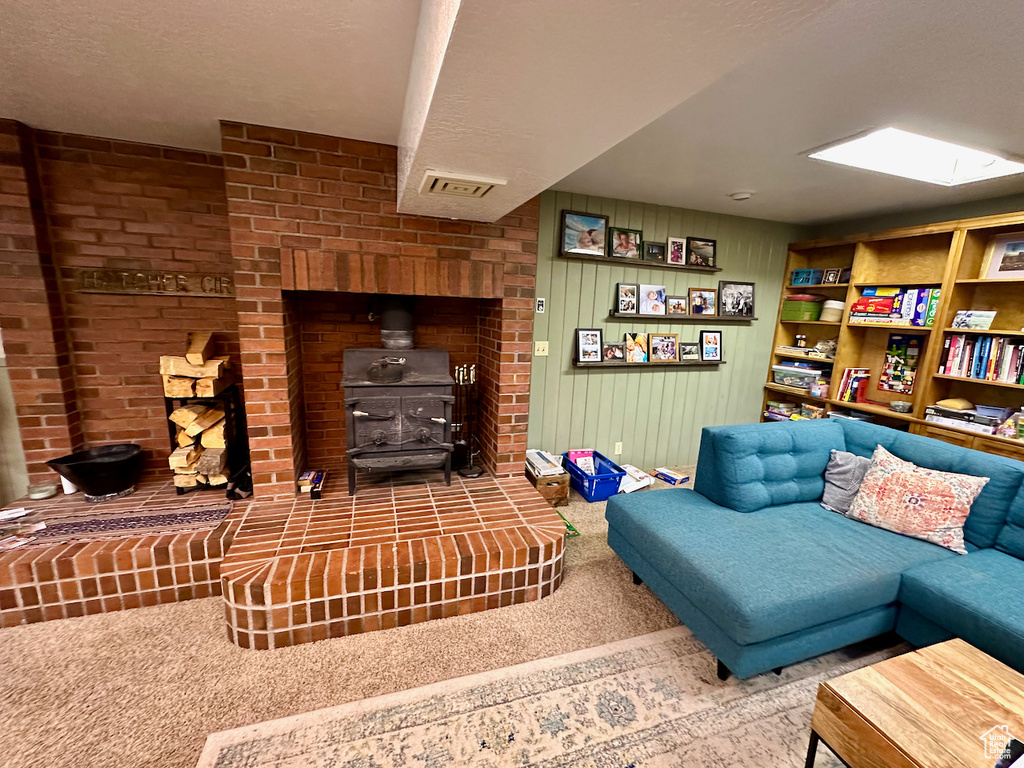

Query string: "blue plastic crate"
[[791, 268, 824, 285], [562, 451, 627, 502]]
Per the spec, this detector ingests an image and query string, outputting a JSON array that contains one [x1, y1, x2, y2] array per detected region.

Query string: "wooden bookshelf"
[[763, 211, 1024, 459]]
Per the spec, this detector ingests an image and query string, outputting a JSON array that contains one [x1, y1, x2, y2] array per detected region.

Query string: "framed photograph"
[[700, 330, 722, 362], [615, 282, 639, 314], [822, 268, 842, 284], [688, 288, 717, 316], [982, 232, 1024, 279], [610, 228, 642, 259], [685, 237, 717, 268], [679, 342, 700, 361], [639, 284, 667, 315], [642, 241, 667, 262], [718, 281, 755, 317], [666, 295, 688, 315], [602, 342, 625, 362], [624, 332, 648, 363], [667, 237, 687, 265], [561, 210, 609, 257], [575, 328, 603, 363], [650, 333, 679, 362]]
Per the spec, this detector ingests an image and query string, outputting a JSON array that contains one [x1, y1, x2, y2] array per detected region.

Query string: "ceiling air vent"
[[420, 170, 507, 198]]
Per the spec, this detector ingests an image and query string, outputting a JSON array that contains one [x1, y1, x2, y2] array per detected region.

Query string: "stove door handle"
[[430, 417, 447, 424], [352, 410, 396, 419]]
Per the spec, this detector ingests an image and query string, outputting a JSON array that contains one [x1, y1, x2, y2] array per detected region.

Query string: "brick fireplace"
[[220, 121, 537, 498]]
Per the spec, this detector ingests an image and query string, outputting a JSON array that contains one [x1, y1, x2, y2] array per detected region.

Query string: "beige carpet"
[[0, 480, 688, 768]]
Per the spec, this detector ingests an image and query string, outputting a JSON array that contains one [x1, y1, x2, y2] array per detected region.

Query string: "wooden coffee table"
[[807, 638, 1024, 768]]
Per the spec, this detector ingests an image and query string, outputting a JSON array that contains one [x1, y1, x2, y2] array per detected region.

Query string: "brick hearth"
[[220, 474, 566, 650], [0, 479, 246, 628]]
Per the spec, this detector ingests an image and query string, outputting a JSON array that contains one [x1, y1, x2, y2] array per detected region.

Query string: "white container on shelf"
[[820, 300, 845, 323]]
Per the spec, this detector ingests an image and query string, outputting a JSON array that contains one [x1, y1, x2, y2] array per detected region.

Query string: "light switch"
[[534, 341, 549, 356]]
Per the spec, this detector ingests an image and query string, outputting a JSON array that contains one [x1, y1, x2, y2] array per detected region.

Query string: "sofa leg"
[[631, 571, 643, 586], [717, 659, 731, 681], [773, 667, 783, 675]]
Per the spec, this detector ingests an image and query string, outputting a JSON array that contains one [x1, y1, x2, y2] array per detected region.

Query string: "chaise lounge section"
[[606, 419, 1024, 679]]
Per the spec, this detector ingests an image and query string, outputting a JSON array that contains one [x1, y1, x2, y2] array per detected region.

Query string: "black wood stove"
[[341, 348, 454, 495]]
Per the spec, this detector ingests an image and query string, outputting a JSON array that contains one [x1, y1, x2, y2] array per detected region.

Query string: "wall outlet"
[[614, 442, 623, 455], [534, 341, 549, 356]]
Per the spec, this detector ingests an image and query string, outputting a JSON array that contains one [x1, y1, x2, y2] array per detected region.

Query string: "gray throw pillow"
[[821, 449, 872, 514]]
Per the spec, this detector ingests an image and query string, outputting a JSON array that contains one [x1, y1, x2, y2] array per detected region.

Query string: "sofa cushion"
[[838, 419, 1024, 549], [996, 482, 1024, 560], [694, 420, 845, 513], [843, 445, 988, 554], [605, 488, 953, 645], [899, 549, 1024, 669]]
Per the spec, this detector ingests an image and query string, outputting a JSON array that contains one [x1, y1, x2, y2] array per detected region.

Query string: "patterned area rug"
[[31, 505, 233, 545], [197, 627, 903, 767]]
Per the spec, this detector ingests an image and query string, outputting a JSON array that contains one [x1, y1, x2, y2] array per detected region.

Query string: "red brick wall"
[[32, 132, 236, 473], [221, 121, 538, 497], [296, 293, 485, 468], [0, 121, 82, 483]]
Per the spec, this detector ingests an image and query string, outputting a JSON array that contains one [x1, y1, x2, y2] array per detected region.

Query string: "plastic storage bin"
[[771, 365, 822, 389], [790, 268, 824, 285], [562, 451, 627, 502], [781, 300, 823, 322]]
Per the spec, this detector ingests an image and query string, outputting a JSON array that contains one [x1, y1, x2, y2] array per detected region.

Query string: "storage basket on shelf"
[[781, 294, 824, 322], [562, 451, 627, 502], [790, 268, 824, 286], [771, 365, 823, 389]]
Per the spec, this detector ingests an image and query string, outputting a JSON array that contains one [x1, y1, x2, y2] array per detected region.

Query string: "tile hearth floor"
[[221, 472, 567, 649]]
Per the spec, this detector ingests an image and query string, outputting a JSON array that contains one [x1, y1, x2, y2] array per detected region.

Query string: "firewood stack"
[[161, 331, 232, 489]]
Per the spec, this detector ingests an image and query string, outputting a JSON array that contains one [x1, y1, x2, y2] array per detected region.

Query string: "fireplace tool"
[[453, 364, 483, 477]]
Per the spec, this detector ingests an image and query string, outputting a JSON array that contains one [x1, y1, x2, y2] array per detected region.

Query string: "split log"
[[174, 457, 201, 475], [175, 428, 195, 448], [200, 420, 226, 448], [168, 445, 201, 469], [185, 409, 225, 437], [185, 331, 215, 365], [196, 474, 208, 485], [162, 375, 195, 398], [195, 370, 234, 397], [159, 355, 229, 379], [169, 404, 208, 428], [206, 473, 229, 487], [196, 447, 227, 475], [173, 474, 199, 488]]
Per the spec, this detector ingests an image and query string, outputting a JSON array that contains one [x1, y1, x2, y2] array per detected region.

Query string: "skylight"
[[809, 128, 1024, 186]]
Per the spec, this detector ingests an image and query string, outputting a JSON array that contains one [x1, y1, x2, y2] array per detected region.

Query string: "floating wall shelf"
[[606, 311, 755, 323], [558, 252, 721, 273]]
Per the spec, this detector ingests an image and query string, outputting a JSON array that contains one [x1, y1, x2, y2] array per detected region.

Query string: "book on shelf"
[[848, 287, 938, 327], [837, 367, 871, 401], [939, 333, 1024, 384], [951, 309, 996, 330]]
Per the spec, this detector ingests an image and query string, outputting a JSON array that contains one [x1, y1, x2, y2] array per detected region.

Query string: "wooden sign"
[[71, 267, 234, 297]]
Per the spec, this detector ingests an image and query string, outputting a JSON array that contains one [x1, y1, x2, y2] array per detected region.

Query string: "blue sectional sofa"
[[606, 419, 1024, 679]]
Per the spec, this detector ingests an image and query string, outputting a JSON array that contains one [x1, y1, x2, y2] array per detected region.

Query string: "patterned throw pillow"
[[821, 449, 872, 514], [844, 445, 989, 554]]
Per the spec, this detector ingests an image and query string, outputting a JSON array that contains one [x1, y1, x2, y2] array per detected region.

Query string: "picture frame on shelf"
[[650, 334, 679, 362], [688, 287, 717, 316], [602, 342, 625, 362], [951, 309, 996, 329], [667, 237, 687, 265], [981, 232, 1024, 279], [666, 295, 688, 315], [718, 280, 755, 317], [642, 241, 667, 262], [822, 268, 842, 284], [679, 343, 700, 361], [575, 328, 603, 363], [616, 282, 639, 314], [625, 332, 648, 363], [560, 210, 609, 257], [699, 330, 722, 362], [639, 284, 667, 315], [609, 227, 642, 259], [685, 237, 716, 268]]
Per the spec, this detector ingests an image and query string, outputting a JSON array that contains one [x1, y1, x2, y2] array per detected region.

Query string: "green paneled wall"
[[527, 190, 805, 469]]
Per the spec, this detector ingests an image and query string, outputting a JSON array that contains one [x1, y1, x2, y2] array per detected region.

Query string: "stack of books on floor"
[[939, 334, 1024, 384], [848, 287, 938, 327], [297, 470, 327, 499]]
